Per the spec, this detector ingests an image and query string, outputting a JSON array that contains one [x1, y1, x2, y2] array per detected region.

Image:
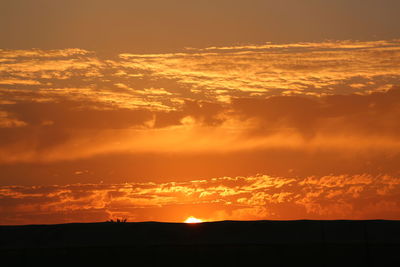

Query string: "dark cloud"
[[182, 100, 225, 126], [232, 95, 320, 138], [0, 100, 154, 152], [4, 101, 153, 129], [232, 86, 400, 138]]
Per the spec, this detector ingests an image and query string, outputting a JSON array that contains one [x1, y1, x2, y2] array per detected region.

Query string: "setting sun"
[[184, 217, 203, 223]]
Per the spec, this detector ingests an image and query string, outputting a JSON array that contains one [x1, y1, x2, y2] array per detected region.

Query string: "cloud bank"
[[1, 174, 399, 225]]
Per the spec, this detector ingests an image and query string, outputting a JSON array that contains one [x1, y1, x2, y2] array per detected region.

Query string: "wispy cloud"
[[119, 39, 400, 99], [1, 174, 399, 224], [1, 40, 400, 112]]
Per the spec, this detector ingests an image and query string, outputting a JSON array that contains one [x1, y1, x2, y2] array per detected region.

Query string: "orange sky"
[[1, 1, 400, 224]]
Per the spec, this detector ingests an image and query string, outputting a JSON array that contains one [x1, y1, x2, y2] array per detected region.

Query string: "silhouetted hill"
[[1, 220, 399, 266]]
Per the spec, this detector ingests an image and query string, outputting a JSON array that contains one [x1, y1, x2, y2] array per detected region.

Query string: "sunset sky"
[[1, 0, 400, 224]]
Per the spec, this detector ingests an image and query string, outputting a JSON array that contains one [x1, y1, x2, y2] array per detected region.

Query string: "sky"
[[1, 0, 400, 224]]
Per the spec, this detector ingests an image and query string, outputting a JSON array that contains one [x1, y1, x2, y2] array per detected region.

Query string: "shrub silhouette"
[[107, 218, 127, 223]]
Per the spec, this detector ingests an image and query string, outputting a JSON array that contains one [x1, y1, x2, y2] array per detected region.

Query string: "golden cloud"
[[1, 174, 399, 224]]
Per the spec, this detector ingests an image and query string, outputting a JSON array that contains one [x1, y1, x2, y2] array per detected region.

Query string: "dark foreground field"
[[1, 220, 399, 266]]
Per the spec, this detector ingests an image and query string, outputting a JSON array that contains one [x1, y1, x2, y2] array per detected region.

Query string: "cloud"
[[0, 40, 400, 194], [186, 40, 400, 52], [1, 174, 399, 224], [0, 87, 399, 168], [231, 86, 400, 138], [119, 39, 400, 98], [0, 86, 399, 197], [1, 40, 400, 112]]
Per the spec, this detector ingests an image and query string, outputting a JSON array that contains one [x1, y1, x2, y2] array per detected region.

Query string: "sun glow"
[[184, 216, 203, 223]]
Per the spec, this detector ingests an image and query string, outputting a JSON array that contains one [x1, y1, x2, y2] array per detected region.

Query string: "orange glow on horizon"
[[184, 216, 203, 223]]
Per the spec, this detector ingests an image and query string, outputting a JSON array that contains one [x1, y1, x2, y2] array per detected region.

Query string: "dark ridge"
[[1, 220, 399, 266]]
